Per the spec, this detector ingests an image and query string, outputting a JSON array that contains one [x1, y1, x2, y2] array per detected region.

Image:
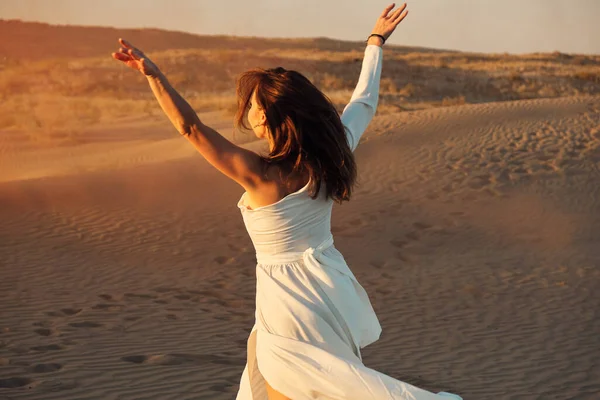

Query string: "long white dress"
[[235, 45, 462, 400]]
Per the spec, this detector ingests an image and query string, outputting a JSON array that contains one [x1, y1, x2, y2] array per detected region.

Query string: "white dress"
[[235, 45, 462, 400]]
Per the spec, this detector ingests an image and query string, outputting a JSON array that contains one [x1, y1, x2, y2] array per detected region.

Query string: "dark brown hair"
[[234, 67, 357, 204]]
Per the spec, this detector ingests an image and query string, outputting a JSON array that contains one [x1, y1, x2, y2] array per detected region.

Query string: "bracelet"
[[367, 33, 386, 45]]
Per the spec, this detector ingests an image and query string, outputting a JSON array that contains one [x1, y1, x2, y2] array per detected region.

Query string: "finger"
[[379, 3, 395, 18], [389, 3, 407, 19], [119, 38, 133, 49], [121, 46, 142, 60], [393, 9, 408, 24], [112, 52, 132, 62], [129, 45, 145, 59], [121, 39, 144, 54], [119, 38, 144, 56]]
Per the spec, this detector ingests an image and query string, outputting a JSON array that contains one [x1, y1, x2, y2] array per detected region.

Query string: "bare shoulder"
[[243, 166, 310, 210]]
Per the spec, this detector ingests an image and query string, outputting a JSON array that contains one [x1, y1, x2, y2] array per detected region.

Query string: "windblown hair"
[[234, 67, 357, 204]]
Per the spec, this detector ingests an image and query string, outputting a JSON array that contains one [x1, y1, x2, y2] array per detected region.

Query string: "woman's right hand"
[[371, 3, 409, 43], [111, 38, 161, 78]]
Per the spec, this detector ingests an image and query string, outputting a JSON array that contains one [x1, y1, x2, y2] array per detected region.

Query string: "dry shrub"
[[509, 71, 523, 81], [398, 83, 416, 97], [441, 95, 466, 107], [315, 73, 346, 90], [574, 71, 599, 83], [376, 103, 406, 114], [538, 86, 558, 97], [380, 77, 398, 94], [2, 36, 598, 132], [436, 59, 449, 69]]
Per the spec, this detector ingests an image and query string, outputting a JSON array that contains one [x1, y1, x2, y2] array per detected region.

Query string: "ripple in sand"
[[31, 344, 64, 352], [124, 293, 157, 300], [92, 303, 124, 311], [68, 321, 102, 328]]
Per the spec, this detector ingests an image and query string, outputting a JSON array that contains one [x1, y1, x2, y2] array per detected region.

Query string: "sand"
[[1, 96, 599, 399]]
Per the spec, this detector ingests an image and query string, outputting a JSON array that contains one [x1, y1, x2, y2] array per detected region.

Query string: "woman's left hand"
[[111, 38, 161, 77]]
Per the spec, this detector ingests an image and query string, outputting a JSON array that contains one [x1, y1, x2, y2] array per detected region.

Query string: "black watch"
[[366, 34, 386, 45]]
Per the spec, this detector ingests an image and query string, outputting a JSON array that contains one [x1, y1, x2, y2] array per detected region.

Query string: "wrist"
[[366, 33, 385, 47], [146, 70, 165, 81], [367, 36, 384, 47]]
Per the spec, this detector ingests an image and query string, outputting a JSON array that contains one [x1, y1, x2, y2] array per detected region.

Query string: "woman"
[[112, 3, 462, 399]]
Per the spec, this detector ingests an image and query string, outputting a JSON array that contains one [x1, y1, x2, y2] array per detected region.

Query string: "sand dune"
[[1, 95, 599, 399], [2, 20, 599, 138]]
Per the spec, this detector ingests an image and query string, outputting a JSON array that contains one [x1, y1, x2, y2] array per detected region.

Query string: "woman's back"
[[237, 175, 334, 259], [237, 42, 383, 259]]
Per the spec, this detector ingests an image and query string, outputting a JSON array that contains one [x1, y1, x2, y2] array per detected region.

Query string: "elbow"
[[366, 102, 377, 119], [179, 120, 203, 137], [179, 124, 193, 136]]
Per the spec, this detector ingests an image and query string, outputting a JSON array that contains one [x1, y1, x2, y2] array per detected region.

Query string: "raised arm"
[[341, 3, 408, 152], [341, 45, 383, 152], [111, 39, 262, 190]]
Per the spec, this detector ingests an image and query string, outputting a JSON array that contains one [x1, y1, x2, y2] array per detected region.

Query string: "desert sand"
[[1, 94, 599, 399], [2, 18, 600, 400]]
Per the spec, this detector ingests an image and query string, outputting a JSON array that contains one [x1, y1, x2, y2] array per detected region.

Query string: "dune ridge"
[[1, 19, 599, 137]]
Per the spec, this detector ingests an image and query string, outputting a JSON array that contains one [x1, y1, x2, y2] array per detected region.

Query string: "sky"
[[1, 0, 598, 54]]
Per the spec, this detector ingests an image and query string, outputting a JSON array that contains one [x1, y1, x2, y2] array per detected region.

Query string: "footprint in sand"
[[30, 344, 64, 352], [375, 287, 393, 295], [209, 382, 235, 391], [68, 321, 102, 328], [348, 217, 369, 228], [413, 222, 432, 230], [331, 225, 348, 235], [45, 308, 82, 317], [152, 287, 176, 294], [33, 328, 54, 337], [121, 353, 238, 366], [30, 363, 63, 373], [215, 255, 239, 265], [390, 239, 408, 248], [124, 293, 157, 300], [394, 252, 410, 262], [0, 377, 34, 388], [228, 243, 248, 252], [61, 308, 82, 316], [405, 231, 420, 241], [121, 355, 146, 364], [92, 303, 124, 311]]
